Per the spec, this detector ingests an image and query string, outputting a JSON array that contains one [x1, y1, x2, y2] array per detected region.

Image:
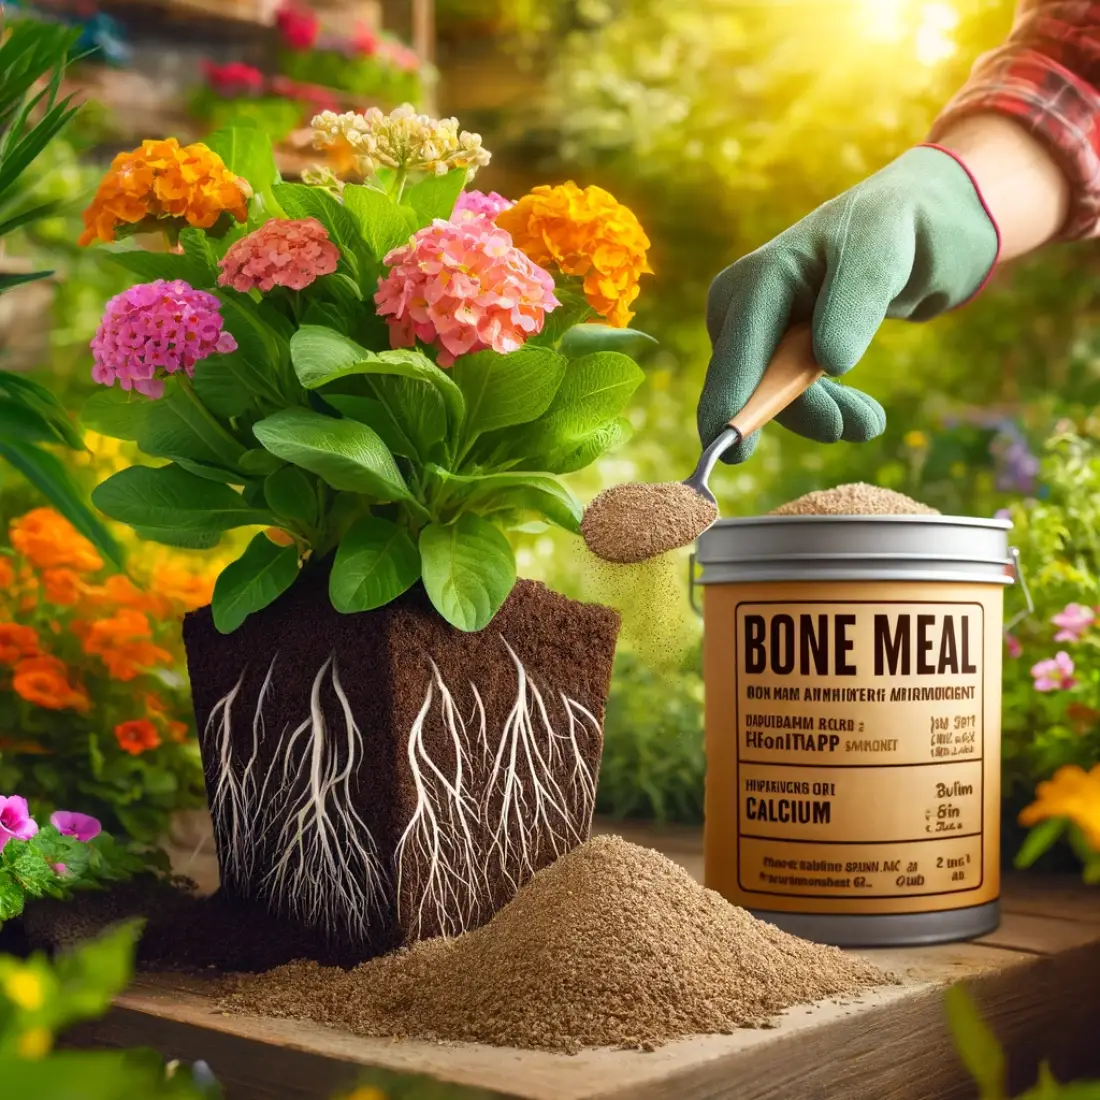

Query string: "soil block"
[[182, 573, 620, 964]]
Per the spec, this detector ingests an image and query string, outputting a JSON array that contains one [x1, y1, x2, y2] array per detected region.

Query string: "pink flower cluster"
[[0, 795, 100, 854], [1052, 602, 1096, 642], [451, 190, 514, 225], [1032, 651, 1077, 692], [374, 218, 559, 366], [218, 217, 340, 294], [201, 60, 264, 98], [91, 280, 237, 399]]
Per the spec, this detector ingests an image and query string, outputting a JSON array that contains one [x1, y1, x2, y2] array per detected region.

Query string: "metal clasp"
[[688, 551, 702, 617], [1005, 545, 1034, 633]]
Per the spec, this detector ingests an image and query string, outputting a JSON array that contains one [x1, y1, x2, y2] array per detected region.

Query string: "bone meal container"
[[695, 513, 1016, 946]]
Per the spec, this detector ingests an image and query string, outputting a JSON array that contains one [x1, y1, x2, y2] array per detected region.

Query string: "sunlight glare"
[[915, 1, 959, 66], [861, 0, 908, 43]]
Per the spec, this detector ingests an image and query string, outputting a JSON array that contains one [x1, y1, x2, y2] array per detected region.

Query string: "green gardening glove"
[[699, 145, 1000, 463]]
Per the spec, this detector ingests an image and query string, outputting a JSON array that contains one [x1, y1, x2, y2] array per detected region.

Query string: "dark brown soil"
[[183, 570, 620, 963]]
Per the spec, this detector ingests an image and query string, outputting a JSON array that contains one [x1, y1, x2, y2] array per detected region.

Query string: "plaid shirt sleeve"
[[928, 1, 1100, 240]]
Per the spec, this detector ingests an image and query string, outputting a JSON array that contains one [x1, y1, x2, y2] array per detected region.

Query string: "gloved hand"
[[699, 144, 1001, 463]]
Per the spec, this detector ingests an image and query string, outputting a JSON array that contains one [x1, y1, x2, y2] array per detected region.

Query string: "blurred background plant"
[[2, 0, 1099, 875]]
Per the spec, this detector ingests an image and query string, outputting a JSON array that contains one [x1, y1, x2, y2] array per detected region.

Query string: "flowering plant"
[[0, 796, 152, 924], [81, 111, 654, 634], [999, 429, 1100, 878], [0, 508, 209, 842]]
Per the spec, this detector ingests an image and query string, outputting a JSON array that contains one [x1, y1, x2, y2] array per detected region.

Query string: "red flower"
[[275, 2, 319, 50], [351, 22, 379, 56], [201, 60, 265, 98], [269, 76, 340, 114]]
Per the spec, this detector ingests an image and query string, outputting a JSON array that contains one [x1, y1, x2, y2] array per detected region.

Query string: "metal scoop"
[[685, 323, 825, 509]]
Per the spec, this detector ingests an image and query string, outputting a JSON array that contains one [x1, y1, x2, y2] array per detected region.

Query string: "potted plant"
[[78, 107, 654, 959]]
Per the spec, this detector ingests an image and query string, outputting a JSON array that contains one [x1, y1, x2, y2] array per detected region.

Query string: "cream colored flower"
[[311, 104, 491, 181]]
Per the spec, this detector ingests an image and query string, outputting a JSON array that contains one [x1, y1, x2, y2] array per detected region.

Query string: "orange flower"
[[79, 138, 251, 246], [496, 182, 653, 328], [150, 562, 214, 611], [12, 655, 91, 713], [114, 718, 161, 755], [167, 720, 191, 743], [41, 568, 87, 607], [0, 622, 39, 665], [0, 556, 13, 588], [79, 608, 172, 681], [10, 509, 103, 573]]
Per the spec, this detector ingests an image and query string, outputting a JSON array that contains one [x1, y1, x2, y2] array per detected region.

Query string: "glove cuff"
[[916, 142, 1002, 307]]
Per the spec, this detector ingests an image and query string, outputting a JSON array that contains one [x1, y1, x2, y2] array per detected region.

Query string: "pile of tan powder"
[[581, 482, 718, 564], [223, 836, 889, 1053], [769, 483, 939, 516]]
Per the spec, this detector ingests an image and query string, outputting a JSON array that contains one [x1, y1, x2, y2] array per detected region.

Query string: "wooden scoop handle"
[[727, 324, 825, 438]]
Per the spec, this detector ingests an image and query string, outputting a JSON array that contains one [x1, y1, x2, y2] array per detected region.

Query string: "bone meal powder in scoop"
[[582, 482, 718, 564], [223, 835, 889, 1053]]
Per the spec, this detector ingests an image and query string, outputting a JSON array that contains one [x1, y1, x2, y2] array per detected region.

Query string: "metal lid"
[[696, 514, 1014, 585]]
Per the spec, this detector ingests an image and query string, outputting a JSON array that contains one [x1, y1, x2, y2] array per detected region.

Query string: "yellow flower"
[[496, 182, 653, 328], [16, 1027, 52, 1059], [343, 1089, 388, 1100], [903, 430, 929, 450], [1019, 764, 1100, 850], [4, 969, 44, 1011], [79, 137, 250, 246]]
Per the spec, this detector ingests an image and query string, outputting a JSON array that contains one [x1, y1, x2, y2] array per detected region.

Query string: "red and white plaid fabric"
[[929, 1, 1100, 239]]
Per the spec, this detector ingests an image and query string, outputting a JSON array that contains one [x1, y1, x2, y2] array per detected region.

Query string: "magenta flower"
[[91, 280, 237, 399], [218, 217, 340, 294], [50, 863, 68, 876], [50, 810, 102, 843], [0, 795, 38, 851], [374, 218, 559, 366], [1052, 602, 1095, 643], [1006, 634, 1022, 659], [1031, 651, 1077, 692], [452, 190, 514, 225]]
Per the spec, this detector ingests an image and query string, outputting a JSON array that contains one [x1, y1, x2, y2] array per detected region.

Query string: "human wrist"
[[926, 112, 1071, 261]]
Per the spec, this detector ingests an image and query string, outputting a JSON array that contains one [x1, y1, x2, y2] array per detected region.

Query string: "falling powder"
[[769, 483, 939, 516], [582, 482, 718, 564], [223, 835, 890, 1053]]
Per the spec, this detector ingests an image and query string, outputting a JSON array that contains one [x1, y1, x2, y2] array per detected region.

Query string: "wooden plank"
[[74, 815, 1100, 1100]]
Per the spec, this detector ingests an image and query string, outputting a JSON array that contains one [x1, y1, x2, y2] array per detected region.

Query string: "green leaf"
[[192, 354, 252, 418], [101, 246, 212, 287], [291, 326, 465, 426], [405, 168, 467, 227], [0, 874, 25, 922], [343, 183, 416, 260], [132, 526, 224, 550], [943, 984, 1006, 1100], [427, 466, 582, 532], [530, 289, 596, 349], [135, 383, 245, 468], [273, 182, 361, 255], [0, 270, 51, 292], [252, 407, 411, 500], [92, 464, 272, 532], [0, 397, 59, 444], [419, 513, 516, 632], [215, 290, 296, 405], [530, 351, 645, 445], [330, 516, 420, 613], [533, 416, 634, 474], [1014, 817, 1066, 869], [322, 393, 419, 460], [239, 448, 285, 475], [559, 323, 658, 360], [81, 388, 151, 442], [51, 921, 141, 1022], [0, 442, 123, 567], [0, 371, 84, 449], [212, 532, 299, 633], [205, 124, 279, 194], [264, 466, 317, 526], [178, 227, 220, 286], [452, 345, 567, 440]]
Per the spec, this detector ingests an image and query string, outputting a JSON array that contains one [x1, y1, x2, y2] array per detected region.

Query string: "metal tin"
[[696, 514, 1014, 948]]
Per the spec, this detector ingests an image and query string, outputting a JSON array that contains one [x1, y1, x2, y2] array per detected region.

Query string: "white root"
[[204, 653, 390, 945], [394, 660, 486, 941], [205, 635, 602, 948]]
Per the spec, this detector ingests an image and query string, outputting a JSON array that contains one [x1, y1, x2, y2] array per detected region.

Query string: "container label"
[[732, 599, 987, 902]]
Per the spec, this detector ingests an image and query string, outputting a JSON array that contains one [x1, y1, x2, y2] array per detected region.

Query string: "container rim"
[[708, 514, 1012, 530]]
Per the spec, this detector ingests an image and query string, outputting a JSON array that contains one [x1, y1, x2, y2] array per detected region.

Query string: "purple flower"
[[1052, 603, 1095, 643], [50, 810, 102, 843], [0, 795, 38, 851], [994, 508, 1012, 521], [50, 863, 68, 876], [1006, 634, 1022, 659], [90, 280, 237, 399], [989, 425, 1039, 494], [1031, 651, 1077, 692]]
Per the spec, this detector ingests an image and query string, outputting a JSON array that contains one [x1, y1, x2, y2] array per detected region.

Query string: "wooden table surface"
[[68, 818, 1100, 1100]]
